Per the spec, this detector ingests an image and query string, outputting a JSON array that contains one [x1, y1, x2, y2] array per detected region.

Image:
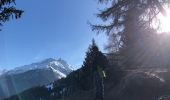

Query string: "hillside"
[[3, 65, 170, 100], [58, 67, 170, 100], [0, 58, 73, 99]]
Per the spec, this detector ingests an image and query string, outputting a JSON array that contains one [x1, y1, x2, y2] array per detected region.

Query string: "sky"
[[0, 0, 107, 70]]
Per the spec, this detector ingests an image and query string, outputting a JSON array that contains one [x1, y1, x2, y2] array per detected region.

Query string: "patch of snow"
[[55, 61, 64, 68], [145, 72, 165, 82], [46, 84, 54, 90], [49, 66, 66, 78], [158, 95, 170, 100]]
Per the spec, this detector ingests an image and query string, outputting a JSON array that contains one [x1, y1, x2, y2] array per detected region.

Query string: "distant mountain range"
[[0, 58, 73, 99]]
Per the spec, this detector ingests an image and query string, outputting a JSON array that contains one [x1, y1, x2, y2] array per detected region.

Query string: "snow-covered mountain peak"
[[40, 58, 57, 64], [4, 58, 73, 75], [0, 58, 73, 99]]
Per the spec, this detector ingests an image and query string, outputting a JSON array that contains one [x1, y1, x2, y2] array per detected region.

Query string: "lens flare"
[[157, 9, 170, 33]]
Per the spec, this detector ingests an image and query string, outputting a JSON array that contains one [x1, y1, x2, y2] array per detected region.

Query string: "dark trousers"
[[94, 74, 104, 100]]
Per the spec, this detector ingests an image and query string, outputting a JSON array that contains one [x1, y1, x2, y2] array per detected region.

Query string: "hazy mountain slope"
[[0, 58, 73, 99]]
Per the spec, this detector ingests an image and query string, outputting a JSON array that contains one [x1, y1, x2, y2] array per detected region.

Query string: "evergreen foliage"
[[0, 0, 23, 30], [92, 0, 170, 68], [79, 39, 108, 90]]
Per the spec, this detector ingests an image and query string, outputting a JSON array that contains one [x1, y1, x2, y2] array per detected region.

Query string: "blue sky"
[[0, 0, 107, 70]]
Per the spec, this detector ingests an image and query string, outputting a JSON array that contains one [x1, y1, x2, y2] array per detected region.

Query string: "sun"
[[157, 9, 170, 33]]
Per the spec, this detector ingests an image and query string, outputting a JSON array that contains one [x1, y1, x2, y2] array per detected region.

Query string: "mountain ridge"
[[1, 58, 73, 75], [0, 58, 73, 99]]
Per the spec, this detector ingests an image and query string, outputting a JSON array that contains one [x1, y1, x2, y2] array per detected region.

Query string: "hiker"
[[94, 65, 106, 100]]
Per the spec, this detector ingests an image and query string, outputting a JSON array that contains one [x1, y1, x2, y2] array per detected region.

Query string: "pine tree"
[[0, 0, 23, 30], [80, 39, 108, 90], [82, 39, 108, 73], [92, 0, 170, 68]]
